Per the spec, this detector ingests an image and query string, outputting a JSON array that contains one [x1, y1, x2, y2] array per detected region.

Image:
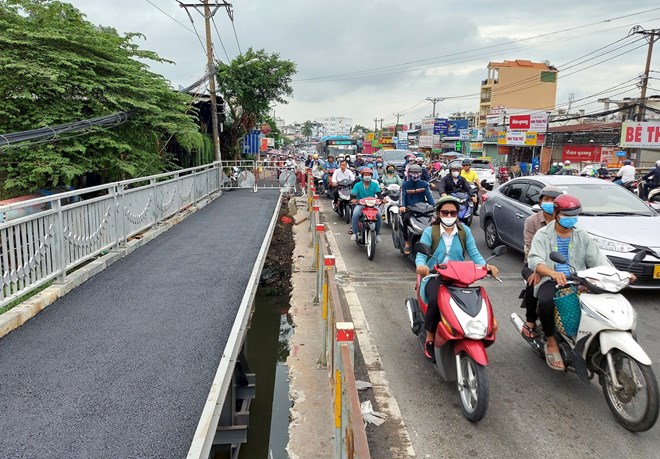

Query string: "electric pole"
[[426, 97, 444, 117], [394, 113, 403, 125], [373, 118, 379, 133], [632, 27, 660, 122], [179, 1, 233, 163], [378, 119, 384, 131]]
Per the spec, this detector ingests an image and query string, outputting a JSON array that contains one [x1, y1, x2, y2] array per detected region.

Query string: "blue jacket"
[[401, 179, 435, 207], [415, 224, 486, 269], [351, 180, 381, 200], [323, 160, 339, 171]]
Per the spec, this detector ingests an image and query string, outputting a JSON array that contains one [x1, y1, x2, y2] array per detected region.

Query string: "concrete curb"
[[0, 191, 221, 339]]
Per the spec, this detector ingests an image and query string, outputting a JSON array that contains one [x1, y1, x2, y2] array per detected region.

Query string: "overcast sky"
[[66, 0, 660, 128]]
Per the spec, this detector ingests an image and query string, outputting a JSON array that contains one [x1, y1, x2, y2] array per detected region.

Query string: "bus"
[[316, 136, 357, 159]]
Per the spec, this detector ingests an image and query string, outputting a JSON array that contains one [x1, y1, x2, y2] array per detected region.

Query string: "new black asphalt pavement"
[[0, 190, 280, 458]]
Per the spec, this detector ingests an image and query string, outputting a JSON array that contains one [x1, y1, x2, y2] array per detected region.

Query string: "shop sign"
[[524, 132, 538, 146], [561, 145, 600, 162], [497, 131, 507, 144], [433, 118, 449, 135], [366, 132, 375, 141], [419, 135, 433, 148], [509, 113, 548, 132], [620, 121, 660, 148], [483, 127, 499, 143], [447, 119, 469, 137], [459, 129, 470, 141], [469, 142, 483, 152]]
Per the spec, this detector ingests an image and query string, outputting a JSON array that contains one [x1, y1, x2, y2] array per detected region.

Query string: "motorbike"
[[511, 250, 659, 432], [312, 167, 325, 193], [406, 243, 506, 422], [352, 197, 382, 261], [637, 178, 660, 203], [451, 191, 474, 227], [324, 168, 337, 199], [334, 178, 353, 224], [393, 201, 435, 262], [380, 183, 401, 228], [497, 166, 509, 184]]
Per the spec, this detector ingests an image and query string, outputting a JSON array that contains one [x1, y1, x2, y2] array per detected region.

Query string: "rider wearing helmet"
[[415, 196, 499, 360], [549, 162, 559, 175], [322, 154, 339, 189], [350, 168, 383, 242], [460, 158, 482, 215], [596, 161, 610, 179], [437, 163, 473, 196], [399, 164, 435, 254], [614, 159, 636, 186], [415, 156, 431, 181], [528, 194, 635, 370], [373, 155, 387, 178], [640, 159, 660, 200], [353, 153, 365, 168], [519, 186, 563, 340]]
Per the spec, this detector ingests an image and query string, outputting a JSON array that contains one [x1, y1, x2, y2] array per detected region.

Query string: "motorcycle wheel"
[[484, 218, 501, 249], [345, 205, 351, 224], [366, 229, 376, 261], [458, 353, 489, 423], [602, 350, 659, 432], [465, 213, 473, 227]]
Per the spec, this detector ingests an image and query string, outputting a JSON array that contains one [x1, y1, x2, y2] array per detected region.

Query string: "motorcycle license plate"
[[654, 265, 660, 279]]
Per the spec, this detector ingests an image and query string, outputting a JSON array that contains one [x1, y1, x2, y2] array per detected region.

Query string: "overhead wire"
[[145, 0, 207, 55], [211, 16, 231, 62], [230, 16, 242, 55]]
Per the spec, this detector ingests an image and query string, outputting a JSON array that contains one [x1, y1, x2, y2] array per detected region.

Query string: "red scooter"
[[352, 197, 381, 260], [405, 243, 506, 422]]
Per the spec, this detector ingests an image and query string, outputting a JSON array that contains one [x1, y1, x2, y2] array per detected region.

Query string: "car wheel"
[[484, 218, 500, 249]]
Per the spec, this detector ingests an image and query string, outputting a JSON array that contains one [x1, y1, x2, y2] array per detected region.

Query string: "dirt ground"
[[259, 195, 294, 295]]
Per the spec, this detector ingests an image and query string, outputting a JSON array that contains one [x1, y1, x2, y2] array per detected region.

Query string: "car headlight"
[[590, 235, 636, 253]]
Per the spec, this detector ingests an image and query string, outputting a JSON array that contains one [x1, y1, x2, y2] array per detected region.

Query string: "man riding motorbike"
[[322, 154, 339, 190], [353, 153, 365, 168], [527, 194, 636, 371], [415, 196, 500, 360], [596, 161, 610, 179], [350, 168, 382, 242], [437, 164, 473, 197], [460, 158, 482, 215], [519, 186, 563, 341], [640, 159, 660, 200], [614, 159, 635, 186], [331, 159, 356, 209], [400, 164, 435, 255]]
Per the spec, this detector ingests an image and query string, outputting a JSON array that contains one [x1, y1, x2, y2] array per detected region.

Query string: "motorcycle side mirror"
[[531, 204, 542, 213], [414, 242, 433, 256], [549, 251, 567, 264], [491, 245, 507, 257], [632, 251, 647, 263]]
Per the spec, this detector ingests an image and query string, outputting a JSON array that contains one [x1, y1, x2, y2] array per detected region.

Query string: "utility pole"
[[179, 1, 233, 163], [378, 119, 384, 131], [632, 27, 660, 122], [373, 118, 379, 133], [426, 97, 444, 117], [394, 113, 403, 125]]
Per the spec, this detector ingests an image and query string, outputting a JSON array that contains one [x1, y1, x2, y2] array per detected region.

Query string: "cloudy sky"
[[67, 0, 659, 128]]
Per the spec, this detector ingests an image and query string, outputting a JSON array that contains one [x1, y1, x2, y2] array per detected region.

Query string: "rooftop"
[[548, 122, 621, 133], [488, 59, 557, 70]]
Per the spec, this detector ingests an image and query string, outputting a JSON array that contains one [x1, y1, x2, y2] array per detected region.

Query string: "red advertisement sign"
[[509, 115, 531, 130], [562, 145, 599, 162]]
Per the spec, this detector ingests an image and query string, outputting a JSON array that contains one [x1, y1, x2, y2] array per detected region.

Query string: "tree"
[[302, 120, 313, 138], [0, 0, 205, 197], [352, 124, 369, 135], [215, 49, 296, 159]]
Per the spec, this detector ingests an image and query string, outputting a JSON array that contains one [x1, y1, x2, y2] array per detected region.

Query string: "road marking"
[[325, 230, 417, 458]]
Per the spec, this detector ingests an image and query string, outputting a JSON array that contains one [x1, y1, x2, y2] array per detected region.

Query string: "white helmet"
[[552, 162, 557, 167], [656, 159, 660, 167], [564, 160, 571, 165]]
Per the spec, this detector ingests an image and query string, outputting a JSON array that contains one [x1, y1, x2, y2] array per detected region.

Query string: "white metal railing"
[[219, 160, 304, 193], [0, 162, 223, 308]]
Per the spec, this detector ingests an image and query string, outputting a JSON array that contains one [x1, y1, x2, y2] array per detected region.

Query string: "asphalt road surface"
[[0, 190, 280, 458], [322, 199, 660, 459]]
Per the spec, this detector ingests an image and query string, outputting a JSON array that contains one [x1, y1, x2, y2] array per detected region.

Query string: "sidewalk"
[[286, 197, 334, 459]]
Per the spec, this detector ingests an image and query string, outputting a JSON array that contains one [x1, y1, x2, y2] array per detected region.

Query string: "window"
[[503, 182, 527, 202], [540, 71, 556, 83], [523, 184, 543, 206]]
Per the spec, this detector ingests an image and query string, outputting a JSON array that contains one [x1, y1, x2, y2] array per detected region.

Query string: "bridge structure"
[[0, 162, 288, 458]]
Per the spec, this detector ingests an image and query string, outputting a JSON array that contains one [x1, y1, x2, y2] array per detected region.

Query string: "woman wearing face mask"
[[528, 194, 635, 371], [415, 196, 499, 360], [373, 156, 387, 179], [381, 164, 402, 186]]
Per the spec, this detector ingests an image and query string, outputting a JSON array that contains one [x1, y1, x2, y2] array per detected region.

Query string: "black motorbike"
[[334, 178, 353, 224], [392, 201, 435, 262]]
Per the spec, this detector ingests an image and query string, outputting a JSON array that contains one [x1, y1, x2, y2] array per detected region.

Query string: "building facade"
[[479, 60, 558, 128], [315, 116, 353, 136]]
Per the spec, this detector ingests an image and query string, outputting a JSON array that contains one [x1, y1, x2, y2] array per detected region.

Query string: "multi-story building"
[[315, 116, 353, 136], [478, 60, 558, 127]]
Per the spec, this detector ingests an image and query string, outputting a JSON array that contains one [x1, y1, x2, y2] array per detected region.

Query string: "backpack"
[[430, 222, 467, 260]]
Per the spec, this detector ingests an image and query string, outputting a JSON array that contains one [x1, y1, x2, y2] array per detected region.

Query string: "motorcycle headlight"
[[590, 235, 636, 253], [464, 319, 487, 340]]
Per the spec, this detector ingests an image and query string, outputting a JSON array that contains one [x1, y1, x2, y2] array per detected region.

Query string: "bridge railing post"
[[334, 322, 355, 459], [318, 255, 335, 368], [313, 223, 324, 304], [52, 198, 66, 284]]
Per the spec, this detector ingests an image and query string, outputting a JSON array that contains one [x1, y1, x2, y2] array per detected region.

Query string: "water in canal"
[[238, 292, 293, 459]]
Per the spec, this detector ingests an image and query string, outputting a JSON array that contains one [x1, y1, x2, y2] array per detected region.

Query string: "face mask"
[[451, 171, 460, 178], [410, 173, 421, 181], [558, 216, 578, 229], [387, 169, 395, 174], [363, 176, 372, 183], [540, 203, 555, 214], [441, 217, 457, 227], [377, 162, 383, 167]]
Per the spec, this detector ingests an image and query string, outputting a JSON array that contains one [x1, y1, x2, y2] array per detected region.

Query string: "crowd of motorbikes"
[[304, 155, 658, 432]]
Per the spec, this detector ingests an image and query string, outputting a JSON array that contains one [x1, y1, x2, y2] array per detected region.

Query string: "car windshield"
[[470, 162, 491, 169], [558, 183, 655, 216], [381, 150, 409, 162]]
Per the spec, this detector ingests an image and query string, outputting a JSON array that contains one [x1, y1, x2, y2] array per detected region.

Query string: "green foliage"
[[302, 120, 313, 138], [0, 0, 204, 197], [215, 48, 296, 158]]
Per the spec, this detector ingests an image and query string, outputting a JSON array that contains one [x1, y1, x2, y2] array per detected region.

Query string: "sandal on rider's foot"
[[403, 245, 411, 255], [545, 345, 565, 371], [520, 322, 537, 342], [348, 229, 353, 235]]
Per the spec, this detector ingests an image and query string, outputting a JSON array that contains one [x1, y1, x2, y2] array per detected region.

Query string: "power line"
[[230, 16, 242, 55], [145, 0, 207, 55], [211, 16, 231, 62]]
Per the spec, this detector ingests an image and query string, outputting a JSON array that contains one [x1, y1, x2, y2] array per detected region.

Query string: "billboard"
[[446, 119, 469, 137], [419, 135, 434, 148], [620, 121, 660, 148], [562, 145, 600, 162], [509, 113, 548, 132], [433, 118, 449, 135]]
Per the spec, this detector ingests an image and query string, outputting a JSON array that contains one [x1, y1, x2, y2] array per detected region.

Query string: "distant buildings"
[[315, 116, 353, 136]]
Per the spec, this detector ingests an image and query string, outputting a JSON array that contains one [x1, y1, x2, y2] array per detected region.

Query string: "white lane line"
[[325, 229, 417, 459]]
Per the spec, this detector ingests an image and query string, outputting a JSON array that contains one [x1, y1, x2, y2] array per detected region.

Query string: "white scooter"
[[380, 183, 401, 228], [511, 251, 659, 432]]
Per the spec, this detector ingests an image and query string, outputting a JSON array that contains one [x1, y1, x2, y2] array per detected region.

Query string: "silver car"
[[479, 175, 660, 289]]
